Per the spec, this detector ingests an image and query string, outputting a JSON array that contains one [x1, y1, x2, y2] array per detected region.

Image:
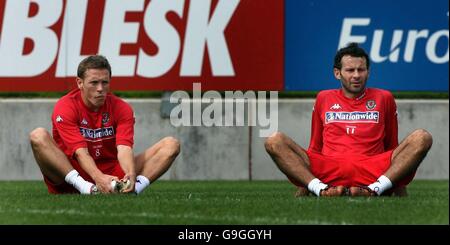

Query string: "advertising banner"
[[285, 0, 448, 91], [1, 0, 447, 92], [0, 0, 284, 91]]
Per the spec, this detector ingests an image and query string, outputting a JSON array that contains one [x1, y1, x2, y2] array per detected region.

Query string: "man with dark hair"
[[265, 43, 433, 197], [30, 55, 180, 194]]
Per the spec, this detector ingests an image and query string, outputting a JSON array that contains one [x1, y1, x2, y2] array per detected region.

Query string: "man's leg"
[[368, 129, 433, 196], [264, 132, 345, 197], [133, 137, 180, 194], [29, 127, 95, 194]]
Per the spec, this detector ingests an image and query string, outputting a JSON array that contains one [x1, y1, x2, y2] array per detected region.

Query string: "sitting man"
[[30, 55, 180, 194], [265, 43, 432, 197]]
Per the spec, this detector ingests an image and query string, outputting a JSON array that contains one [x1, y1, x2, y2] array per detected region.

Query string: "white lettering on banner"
[[0, 0, 62, 76], [56, 0, 89, 77], [0, 0, 239, 77], [426, 30, 449, 64], [137, 0, 185, 77], [371, 30, 403, 62], [338, 18, 449, 64], [181, 0, 239, 76], [100, 0, 145, 76], [338, 18, 370, 48]]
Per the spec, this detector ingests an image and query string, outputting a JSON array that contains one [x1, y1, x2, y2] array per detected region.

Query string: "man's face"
[[334, 55, 369, 98], [77, 68, 110, 111]]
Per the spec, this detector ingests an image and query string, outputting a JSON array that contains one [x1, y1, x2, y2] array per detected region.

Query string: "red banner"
[[0, 0, 283, 91]]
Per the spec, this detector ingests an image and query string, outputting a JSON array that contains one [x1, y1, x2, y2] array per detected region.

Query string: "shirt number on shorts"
[[95, 149, 101, 157]]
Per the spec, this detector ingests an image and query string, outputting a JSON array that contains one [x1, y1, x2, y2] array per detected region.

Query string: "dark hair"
[[77, 55, 112, 79], [333, 42, 370, 70]]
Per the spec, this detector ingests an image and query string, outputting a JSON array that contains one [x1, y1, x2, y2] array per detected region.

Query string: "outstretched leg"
[[29, 127, 94, 194], [133, 137, 180, 193], [265, 132, 345, 197], [368, 129, 432, 195]]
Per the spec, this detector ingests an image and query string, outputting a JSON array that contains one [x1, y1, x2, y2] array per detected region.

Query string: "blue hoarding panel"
[[285, 0, 449, 91]]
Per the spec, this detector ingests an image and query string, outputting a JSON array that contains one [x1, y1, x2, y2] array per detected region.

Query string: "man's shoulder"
[[368, 88, 394, 100], [108, 93, 134, 113], [54, 90, 79, 109], [368, 87, 391, 94]]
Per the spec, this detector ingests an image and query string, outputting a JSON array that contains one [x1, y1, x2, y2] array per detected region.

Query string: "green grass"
[[0, 180, 447, 225]]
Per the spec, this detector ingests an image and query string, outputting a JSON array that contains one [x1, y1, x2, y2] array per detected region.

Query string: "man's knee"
[[264, 131, 286, 153], [411, 129, 433, 151], [29, 128, 51, 146], [160, 136, 181, 157]]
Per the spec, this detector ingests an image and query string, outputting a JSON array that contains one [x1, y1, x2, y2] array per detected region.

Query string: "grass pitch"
[[0, 180, 447, 225]]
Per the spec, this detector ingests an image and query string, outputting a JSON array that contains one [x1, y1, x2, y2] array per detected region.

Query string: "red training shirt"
[[308, 88, 398, 156], [52, 89, 135, 163]]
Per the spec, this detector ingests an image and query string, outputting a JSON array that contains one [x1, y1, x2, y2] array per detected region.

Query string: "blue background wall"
[[285, 0, 449, 91]]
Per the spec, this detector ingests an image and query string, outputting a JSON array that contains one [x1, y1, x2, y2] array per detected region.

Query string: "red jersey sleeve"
[[52, 99, 87, 157], [114, 99, 135, 147], [383, 91, 399, 150], [308, 92, 324, 153]]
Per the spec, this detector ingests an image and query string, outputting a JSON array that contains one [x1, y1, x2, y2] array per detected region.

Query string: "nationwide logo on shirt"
[[325, 111, 379, 124], [79, 126, 115, 142]]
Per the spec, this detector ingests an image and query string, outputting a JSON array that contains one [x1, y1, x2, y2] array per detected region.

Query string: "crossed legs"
[[264, 132, 345, 197], [265, 129, 432, 197]]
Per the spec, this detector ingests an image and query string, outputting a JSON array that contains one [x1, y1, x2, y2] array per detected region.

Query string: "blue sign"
[[285, 0, 449, 91]]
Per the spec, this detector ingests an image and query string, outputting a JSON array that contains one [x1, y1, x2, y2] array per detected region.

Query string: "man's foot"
[[294, 187, 310, 197], [116, 179, 132, 193], [349, 186, 376, 197], [320, 186, 347, 197]]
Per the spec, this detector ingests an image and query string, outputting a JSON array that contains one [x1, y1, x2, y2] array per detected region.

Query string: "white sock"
[[307, 178, 328, 197], [64, 170, 94, 195], [368, 175, 393, 196], [134, 175, 150, 194]]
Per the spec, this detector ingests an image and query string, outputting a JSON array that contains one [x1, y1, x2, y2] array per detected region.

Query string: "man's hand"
[[117, 145, 136, 193], [120, 173, 136, 193], [93, 174, 119, 193], [75, 148, 116, 193]]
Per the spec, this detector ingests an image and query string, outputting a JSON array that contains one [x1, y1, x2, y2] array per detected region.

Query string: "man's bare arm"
[[74, 148, 117, 193], [117, 145, 136, 193]]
